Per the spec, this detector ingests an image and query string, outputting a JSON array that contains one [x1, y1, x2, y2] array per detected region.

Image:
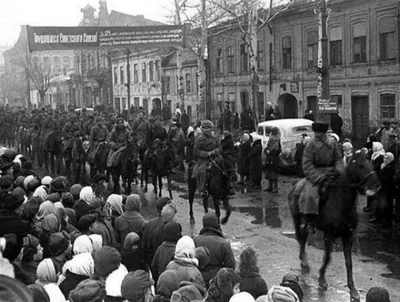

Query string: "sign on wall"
[[27, 24, 189, 52], [318, 98, 337, 113]]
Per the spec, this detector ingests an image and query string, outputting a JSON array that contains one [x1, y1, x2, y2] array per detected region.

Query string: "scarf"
[[79, 186, 94, 205], [62, 253, 94, 277], [381, 152, 394, 170], [106, 194, 124, 215], [36, 201, 57, 221]]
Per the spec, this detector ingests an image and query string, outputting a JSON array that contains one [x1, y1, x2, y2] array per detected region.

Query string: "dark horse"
[[68, 137, 86, 184], [151, 140, 177, 199], [288, 151, 381, 302], [110, 140, 140, 195], [188, 152, 237, 225], [43, 130, 62, 175]]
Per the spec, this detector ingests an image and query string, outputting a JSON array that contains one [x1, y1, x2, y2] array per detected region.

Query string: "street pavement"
[[136, 172, 400, 302]]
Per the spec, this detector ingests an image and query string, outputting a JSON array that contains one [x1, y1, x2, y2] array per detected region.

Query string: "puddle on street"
[[231, 205, 282, 228]]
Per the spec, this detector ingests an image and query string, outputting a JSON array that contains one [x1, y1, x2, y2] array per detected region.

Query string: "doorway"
[[352, 96, 369, 148], [306, 96, 317, 117], [277, 93, 298, 118]]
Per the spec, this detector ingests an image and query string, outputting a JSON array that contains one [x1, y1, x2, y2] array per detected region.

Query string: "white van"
[[250, 118, 314, 168]]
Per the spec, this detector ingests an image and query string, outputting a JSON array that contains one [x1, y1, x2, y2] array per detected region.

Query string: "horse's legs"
[[220, 195, 232, 225], [319, 233, 333, 290], [158, 175, 163, 198], [294, 214, 310, 273], [167, 176, 173, 200], [50, 153, 56, 174], [202, 195, 209, 214], [188, 178, 196, 224], [152, 171, 158, 195], [112, 169, 121, 194], [213, 195, 221, 221], [342, 233, 360, 302]]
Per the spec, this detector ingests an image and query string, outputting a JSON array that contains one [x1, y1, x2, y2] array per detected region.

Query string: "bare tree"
[[209, 0, 299, 124]]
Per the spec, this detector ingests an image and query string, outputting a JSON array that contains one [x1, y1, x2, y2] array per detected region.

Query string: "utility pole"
[[174, 0, 185, 111], [316, 0, 332, 123], [198, 0, 207, 120], [126, 49, 131, 110]]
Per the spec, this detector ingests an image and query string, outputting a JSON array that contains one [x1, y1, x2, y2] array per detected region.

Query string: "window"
[[113, 67, 118, 85], [186, 73, 191, 93], [63, 57, 70, 69], [380, 94, 396, 120], [216, 48, 223, 73], [54, 57, 61, 70], [257, 41, 264, 70], [307, 31, 318, 68], [282, 36, 292, 69], [331, 95, 343, 108], [43, 57, 50, 70], [122, 97, 127, 110], [240, 44, 248, 72], [142, 62, 147, 82], [353, 23, 366, 63], [227, 46, 234, 73], [155, 60, 160, 81], [149, 61, 154, 81], [330, 27, 343, 66], [134, 97, 140, 107], [134, 64, 138, 83], [165, 76, 171, 94], [379, 17, 396, 61], [120, 66, 124, 85]]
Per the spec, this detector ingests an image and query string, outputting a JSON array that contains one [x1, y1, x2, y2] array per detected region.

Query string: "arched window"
[[353, 22, 367, 63]]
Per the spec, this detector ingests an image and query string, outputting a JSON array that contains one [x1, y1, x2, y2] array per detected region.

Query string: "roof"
[[107, 11, 164, 26]]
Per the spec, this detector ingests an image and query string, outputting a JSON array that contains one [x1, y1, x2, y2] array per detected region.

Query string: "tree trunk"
[[198, 0, 207, 120], [248, 7, 259, 127], [39, 91, 46, 108]]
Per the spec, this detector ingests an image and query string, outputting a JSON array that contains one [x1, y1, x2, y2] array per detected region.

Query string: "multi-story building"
[[208, 0, 400, 145], [111, 47, 199, 121]]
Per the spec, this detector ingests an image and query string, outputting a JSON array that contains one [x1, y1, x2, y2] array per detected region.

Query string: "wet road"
[[136, 172, 400, 302]]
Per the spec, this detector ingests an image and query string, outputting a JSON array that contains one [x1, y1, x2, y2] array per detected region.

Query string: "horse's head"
[[346, 150, 381, 196]]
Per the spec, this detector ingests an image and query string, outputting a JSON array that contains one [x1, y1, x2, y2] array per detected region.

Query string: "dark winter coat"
[[186, 132, 195, 163], [141, 216, 165, 264], [193, 227, 235, 287], [232, 115, 239, 130], [59, 270, 88, 299], [238, 140, 251, 177], [120, 248, 148, 273], [73, 200, 90, 223], [181, 113, 190, 131], [264, 135, 281, 181], [330, 113, 343, 138], [249, 140, 263, 184], [91, 219, 118, 248], [239, 269, 268, 299], [294, 142, 306, 177], [114, 211, 145, 244], [151, 242, 176, 281]]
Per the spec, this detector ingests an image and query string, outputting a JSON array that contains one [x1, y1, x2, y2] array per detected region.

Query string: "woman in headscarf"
[[89, 234, 103, 253], [165, 235, 205, 288], [35, 201, 57, 222], [38, 213, 61, 259], [371, 142, 385, 172], [120, 232, 148, 272], [249, 136, 263, 189], [33, 185, 48, 203], [73, 186, 95, 222], [106, 194, 124, 226], [205, 268, 240, 302], [72, 234, 94, 255], [35, 258, 66, 302], [264, 127, 281, 193], [115, 194, 145, 245], [58, 252, 94, 299], [376, 152, 395, 228]]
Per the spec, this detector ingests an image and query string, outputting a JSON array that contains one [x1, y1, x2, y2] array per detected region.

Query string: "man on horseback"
[[192, 120, 221, 198], [146, 115, 169, 170], [132, 110, 150, 148], [62, 113, 82, 177], [301, 121, 343, 233], [88, 116, 109, 177], [108, 116, 132, 164], [169, 121, 185, 171]]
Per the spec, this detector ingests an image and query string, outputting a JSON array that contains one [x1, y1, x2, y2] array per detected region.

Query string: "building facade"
[[209, 0, 400, 145]]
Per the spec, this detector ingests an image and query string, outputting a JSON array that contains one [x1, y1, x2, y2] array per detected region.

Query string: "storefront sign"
[[318, 98, 337, 113], [27, 24, 189, 52]]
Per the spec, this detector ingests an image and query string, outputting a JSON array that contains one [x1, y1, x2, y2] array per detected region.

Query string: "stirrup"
[[201, 190, 209, 198]]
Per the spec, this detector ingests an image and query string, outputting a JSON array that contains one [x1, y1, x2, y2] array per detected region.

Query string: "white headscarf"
[[106, 194, 124, 216], [79, 186, 94, 205], [371, 142, 385, 161], [89, 234, 103, 253], [105, 264, 128, 297], [33, 185, 48, 203], [174, 235, 198, 267], [73, 235, 94, 255], [62, 253, 94, 277]]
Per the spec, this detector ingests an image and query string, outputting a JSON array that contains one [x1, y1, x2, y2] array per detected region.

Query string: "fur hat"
[[1, 193, 24, 211], [77, 214, 97, 232], [213, 268, 241, 296], [162, 222, 182, 243], [156, 270, 181, 298], [94, 246, 121, 277], [280, 273, 303, 301], [366, 287, 390, 302], [48, 231, 71, 257], [311, 122, 329, 133], [239, 246, 258, 271], [121, 270, 152, 301], [202, 212, 220, 229], [68, 279, 106, 302], [0, 175, 14, 192], [156, 197, 171, 213], [195, 246, 210, 268], [201, 120, 214, 128], [171, 281, 206, 302], [50, 177, 67, 193]]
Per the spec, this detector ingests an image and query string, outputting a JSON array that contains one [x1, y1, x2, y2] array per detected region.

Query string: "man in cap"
[[88, 116, 109, 178], [146, 115, 167, 148], [132, 110, 150, 147], [301, 121, 343, 233], [223, 102, 232, 132], [192, 120, 221, 198], [375, 119, 392, 150], [108, 115, 132, 161]]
